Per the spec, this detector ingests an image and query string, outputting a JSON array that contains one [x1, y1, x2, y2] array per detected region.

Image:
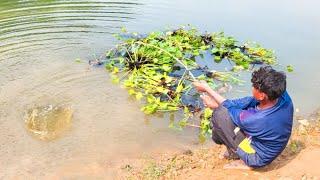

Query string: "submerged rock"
[[25, 104, 73, 141]]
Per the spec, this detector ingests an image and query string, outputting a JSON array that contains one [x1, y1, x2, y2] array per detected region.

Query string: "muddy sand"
[[119, 112, 320, 179], [4, 113, 320, 179]]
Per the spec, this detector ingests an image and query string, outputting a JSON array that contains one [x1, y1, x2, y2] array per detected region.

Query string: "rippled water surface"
[[1, 0, 320, 178]]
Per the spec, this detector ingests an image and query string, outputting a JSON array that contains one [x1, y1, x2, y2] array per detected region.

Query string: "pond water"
[[0, 0, 319, 178]]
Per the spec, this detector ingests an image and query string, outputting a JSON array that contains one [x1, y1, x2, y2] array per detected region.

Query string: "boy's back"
[[224, 91, 294, 167]]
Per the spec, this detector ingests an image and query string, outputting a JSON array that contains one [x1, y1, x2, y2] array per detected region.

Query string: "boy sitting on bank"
[[193, 66, 294, 169]]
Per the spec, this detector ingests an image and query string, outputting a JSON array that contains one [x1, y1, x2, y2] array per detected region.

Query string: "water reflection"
[[25, 104, 73, 141], [0, 0, 143, 59]]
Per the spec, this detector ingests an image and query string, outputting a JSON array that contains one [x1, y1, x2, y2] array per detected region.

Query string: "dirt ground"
[[8, 113, 320, 180], [118, 113, 320, 180]]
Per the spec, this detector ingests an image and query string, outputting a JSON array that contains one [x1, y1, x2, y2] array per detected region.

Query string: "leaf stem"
[[134, 41, 197, 81], [186, 123, 201, 128]]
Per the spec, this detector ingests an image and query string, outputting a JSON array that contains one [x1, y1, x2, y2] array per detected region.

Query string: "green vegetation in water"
[[286, 65, 294, 72], [25, 105, 73, 141], [104, 25, 280, 140]]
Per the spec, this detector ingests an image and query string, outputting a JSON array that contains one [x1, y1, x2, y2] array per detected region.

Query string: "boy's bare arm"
[[193, 81, 226, 104], [200, 94, 219, 109]]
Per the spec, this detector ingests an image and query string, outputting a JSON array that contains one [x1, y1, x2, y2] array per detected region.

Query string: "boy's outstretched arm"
[[200, 94, 219, 109], [193, 81, 226, 104]]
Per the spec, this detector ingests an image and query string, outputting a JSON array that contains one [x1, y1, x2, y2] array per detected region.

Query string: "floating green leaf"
[[287, 65, 294, 72], [75, 58, 82, 63], [136, 92, 144, 100], [111, 75, 119, 84]]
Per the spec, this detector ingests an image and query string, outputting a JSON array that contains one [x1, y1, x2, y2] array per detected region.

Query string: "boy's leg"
[[211, 106, 246, 155]]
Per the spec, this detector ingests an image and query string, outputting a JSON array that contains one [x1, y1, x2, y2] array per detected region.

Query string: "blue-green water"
[[0, 0, 319, 178]]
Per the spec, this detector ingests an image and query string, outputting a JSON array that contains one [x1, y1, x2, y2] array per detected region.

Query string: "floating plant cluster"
[[103, 26, 280, 140]]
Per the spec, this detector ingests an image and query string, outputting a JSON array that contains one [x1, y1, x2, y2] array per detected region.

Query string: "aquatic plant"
[[104, 26, 278, 140]]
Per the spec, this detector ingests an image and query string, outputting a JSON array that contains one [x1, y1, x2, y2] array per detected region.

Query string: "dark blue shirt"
[[222, 91, 294, 167]]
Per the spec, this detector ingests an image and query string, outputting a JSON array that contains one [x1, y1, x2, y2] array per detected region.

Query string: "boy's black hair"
[[251, 66, 286, 100]]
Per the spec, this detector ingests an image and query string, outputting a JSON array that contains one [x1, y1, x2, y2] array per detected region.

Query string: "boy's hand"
[[194, 81, 226, 105], [193, 81, 210, 92], [200, 94, 219, 109]]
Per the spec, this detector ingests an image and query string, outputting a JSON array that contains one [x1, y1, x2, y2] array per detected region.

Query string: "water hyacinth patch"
[[104, 26, 279, 140]]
